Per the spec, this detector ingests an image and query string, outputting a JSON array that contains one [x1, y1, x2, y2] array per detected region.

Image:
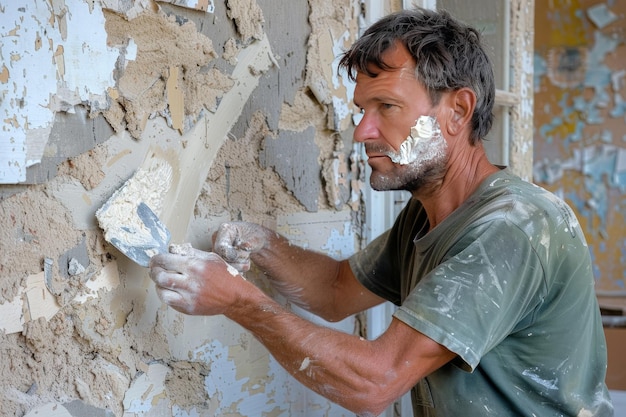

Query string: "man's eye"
[[382, 103, 394, 110]]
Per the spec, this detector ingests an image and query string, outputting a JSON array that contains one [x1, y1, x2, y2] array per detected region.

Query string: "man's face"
[[353, 43, 448, 192]]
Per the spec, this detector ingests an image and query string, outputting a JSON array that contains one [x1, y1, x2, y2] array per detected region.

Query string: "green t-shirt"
[[349, 170, 613, 416]]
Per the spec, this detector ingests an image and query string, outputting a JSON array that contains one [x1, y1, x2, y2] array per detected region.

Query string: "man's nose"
[[353, 112, 377, 143]]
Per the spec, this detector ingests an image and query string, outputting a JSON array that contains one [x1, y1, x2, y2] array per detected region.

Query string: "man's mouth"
[[365, 144, 394, 159]]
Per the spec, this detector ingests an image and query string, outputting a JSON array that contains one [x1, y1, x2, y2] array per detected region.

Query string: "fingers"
[[148, 256, 191, 313], [212, 222, 266, 272], [187, 229, 252, 272], [217, 248, 252, 273], [156, 287, 186, 311], [149, 253, 189, 289], [149, 251, 232, 315], [150, 250, 224, 277]]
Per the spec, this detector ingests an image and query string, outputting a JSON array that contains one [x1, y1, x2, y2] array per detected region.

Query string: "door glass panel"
[[437, 0, 508, 90], [437, 0, 510, 166]]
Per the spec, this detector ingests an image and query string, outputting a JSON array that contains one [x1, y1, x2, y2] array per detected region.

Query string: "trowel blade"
[[107, 202, 171, 267]]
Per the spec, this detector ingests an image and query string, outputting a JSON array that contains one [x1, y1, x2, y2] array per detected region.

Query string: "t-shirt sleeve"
[[349, 229, 403, 305], [394, 220, 547, 371], [349, 199, 427, 305]]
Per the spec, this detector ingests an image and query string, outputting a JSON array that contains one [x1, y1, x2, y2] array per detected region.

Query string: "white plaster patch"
[[331, 30, 356, 130], [332, 95, 351, 130], [99, 0, 153, 19], [299, 356, 311, 371], [226, 263, 239, 277], [321, 222, 357, 259], [387, 115, 442, 165], [160, 0, 215, 13], [520, 46, 534, 120], [125, 38, 138, 62], [123, 363, 170, 412], [0, 287, 25, 334]]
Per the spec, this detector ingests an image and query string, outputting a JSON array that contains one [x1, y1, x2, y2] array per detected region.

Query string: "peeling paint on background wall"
[[161, 0, 215, 13], [533, 0, 626, 292]]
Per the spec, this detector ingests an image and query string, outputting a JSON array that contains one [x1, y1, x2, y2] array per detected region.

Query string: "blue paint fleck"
[[534, 53, 547, 90]]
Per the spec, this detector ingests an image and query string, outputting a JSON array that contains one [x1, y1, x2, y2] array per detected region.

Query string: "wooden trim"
[[495, 89, 520, 107], [507, 0, 535, 180]]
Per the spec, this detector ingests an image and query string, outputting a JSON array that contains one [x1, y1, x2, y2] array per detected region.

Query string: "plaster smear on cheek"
[[387, 115, 444, 165]]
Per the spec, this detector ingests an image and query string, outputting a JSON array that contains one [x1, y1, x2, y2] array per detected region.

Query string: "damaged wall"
[[0, 0, 364, 416], [533, 0, 626, 299]]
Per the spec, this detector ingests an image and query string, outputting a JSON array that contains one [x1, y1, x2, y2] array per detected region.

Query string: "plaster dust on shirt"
[[388, 115, 443, 165]]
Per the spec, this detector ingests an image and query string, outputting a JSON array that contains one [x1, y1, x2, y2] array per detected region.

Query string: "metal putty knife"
[[106, 202, 171, 267]]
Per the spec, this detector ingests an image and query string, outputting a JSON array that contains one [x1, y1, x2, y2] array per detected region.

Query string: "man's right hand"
[[212, 222, 269, 272]]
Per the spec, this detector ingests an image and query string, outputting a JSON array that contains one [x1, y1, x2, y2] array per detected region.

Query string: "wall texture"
[[0, 0, 364, 415], [533, 0, 626, 299]]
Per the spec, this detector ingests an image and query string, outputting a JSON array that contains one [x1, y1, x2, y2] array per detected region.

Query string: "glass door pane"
[[437, 0, 511, 166]]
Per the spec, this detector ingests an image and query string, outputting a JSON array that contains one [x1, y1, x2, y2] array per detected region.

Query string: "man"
[[149, 8, 614, 416]]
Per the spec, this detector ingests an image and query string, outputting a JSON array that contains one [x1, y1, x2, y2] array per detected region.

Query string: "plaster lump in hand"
[[388, 115, 442, 165]]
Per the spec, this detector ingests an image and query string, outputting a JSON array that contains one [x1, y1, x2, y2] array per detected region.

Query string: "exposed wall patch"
[[166, 66, 185, 133], [102, 9, 224, 138], [260, 127, 321, 212], [226, 0, 265, 42]]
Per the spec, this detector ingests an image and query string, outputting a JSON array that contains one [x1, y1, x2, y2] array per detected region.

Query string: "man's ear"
[[444, 88, 476, 136]]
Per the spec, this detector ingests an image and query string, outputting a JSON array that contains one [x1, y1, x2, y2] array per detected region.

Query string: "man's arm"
[[231, 286, 455, 416], [212, 222, 386, 321], [149, 251, 456, 415]]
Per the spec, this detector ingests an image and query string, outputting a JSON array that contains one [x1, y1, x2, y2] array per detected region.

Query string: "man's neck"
[[414, 147, 500, 230]]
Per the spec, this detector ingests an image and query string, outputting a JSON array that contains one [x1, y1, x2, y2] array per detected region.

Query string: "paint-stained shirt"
[[349, 169, 614, 417]]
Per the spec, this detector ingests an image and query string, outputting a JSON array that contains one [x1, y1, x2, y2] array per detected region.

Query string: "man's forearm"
[[249, 230, 345, 318], [224, 282, 395, 416]]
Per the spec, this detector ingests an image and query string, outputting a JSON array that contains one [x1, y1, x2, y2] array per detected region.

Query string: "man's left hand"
[[148, 247, 246, 316]]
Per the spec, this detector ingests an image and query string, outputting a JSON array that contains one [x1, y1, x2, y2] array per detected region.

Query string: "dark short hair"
[[339, 8, 495, 144]]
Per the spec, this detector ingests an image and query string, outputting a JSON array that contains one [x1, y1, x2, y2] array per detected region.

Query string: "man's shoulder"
[[479, 170, 570, 215]]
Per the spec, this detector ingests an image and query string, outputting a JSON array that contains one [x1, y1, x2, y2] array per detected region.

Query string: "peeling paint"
[[0, 0, 118, 183], [587, 3, 617, 29], [534, 0, 626, 291], [0, 261, 120, 334], [161, 0, 216, 13], [123, 363, 170, 413]]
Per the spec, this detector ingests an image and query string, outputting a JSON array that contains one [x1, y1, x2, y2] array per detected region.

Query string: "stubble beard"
[[368, 141, 449, 193]]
